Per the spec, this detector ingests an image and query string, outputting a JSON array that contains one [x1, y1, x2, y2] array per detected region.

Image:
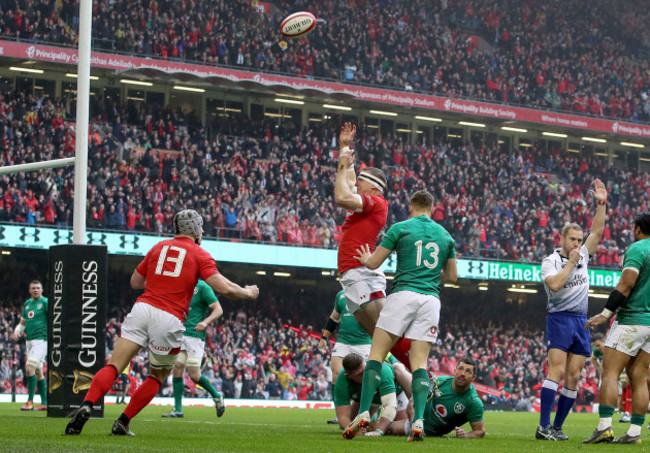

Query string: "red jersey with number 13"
[[135, 236, 219, 321], [338, 194, 388, 273]]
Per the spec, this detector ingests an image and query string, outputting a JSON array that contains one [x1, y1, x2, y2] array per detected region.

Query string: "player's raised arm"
[[584, 178, 607, 255], [334, 122, 363, 211]]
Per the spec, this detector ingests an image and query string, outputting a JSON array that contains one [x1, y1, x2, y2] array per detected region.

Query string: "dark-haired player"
[[346, 190, 457, 441], [584, 211, 650, 444], [382, 358, 485, 439]]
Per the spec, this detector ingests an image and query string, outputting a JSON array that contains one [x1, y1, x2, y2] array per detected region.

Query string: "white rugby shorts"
[[331, 342, 371, 359], [26, 339, 47, 368], [340, 267, 386, 314], [376, 290, 440, 343], [605, 321, 650, 356], [121, 302, 185, 367]]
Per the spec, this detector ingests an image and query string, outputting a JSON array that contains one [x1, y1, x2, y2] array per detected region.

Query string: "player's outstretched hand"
[[195, 321, 208, 332], [585, 314, 608, 329], [455, 426, 467, 437], [354, 244, 372, 266], [246, 285, 260, 300], [339, 122, 356, 148], [591, 178, 607, 202], [318, 338, 329, 355]]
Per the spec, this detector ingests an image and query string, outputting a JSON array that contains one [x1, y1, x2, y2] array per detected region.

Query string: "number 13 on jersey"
[[154, 245, 187, 277], [415, 240, 439, 269]]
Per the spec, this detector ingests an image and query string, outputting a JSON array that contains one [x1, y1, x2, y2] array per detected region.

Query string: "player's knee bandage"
[[186, 356, 202, 367], [26, 357, 42, 368], [380, 393, 397, 423]]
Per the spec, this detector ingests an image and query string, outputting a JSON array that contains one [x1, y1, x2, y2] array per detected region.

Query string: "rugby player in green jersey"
[[344, 190, 457, 441], [381, 357, 485, 438], [334, 353, 404, 435], [12, 280, 48, 411], [584, 211, 650, 444], [162, 280, 225, 418], [319, 290, 372, 386]]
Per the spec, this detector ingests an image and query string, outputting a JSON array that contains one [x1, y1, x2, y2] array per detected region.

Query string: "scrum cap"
[[173, 209, 203, 238]]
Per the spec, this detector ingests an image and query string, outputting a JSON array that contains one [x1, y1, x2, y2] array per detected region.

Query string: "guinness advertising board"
[[48, 245, 107, 417]]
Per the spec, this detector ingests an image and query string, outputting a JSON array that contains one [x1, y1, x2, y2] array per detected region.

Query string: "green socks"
[[198, 375, 220, 399], [359, 360, 383, 414], [598, 405, 616, 418], [37, 378, 47, 405], [631, 413, 646, 427], [173, 377, 184, 412], [411, 368, 429, 422], [26, 375, 37, 402]]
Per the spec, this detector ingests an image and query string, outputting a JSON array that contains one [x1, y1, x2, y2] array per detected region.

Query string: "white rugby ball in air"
[[281, 11, 316, 39]]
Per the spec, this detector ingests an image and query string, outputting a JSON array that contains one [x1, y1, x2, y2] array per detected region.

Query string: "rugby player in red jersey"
[[334, 123, 411, 368], [65, 210, 259, 436]]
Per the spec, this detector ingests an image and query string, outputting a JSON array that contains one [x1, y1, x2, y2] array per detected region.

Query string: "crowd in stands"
[[0, 88, 646, 268], [0, 0, 649, 122]]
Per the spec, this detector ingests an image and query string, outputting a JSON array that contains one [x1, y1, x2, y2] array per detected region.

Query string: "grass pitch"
[[0, 403, 648, 452]]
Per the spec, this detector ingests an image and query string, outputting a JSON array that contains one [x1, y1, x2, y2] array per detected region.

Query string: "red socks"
[[123, 376, 162, 420], [84, 364, 118, 405], [390, 337, 412, 371], [623, 386, 632, 415]]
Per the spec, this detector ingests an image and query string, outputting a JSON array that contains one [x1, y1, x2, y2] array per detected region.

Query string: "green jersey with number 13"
[[380, 215, 455, 297]]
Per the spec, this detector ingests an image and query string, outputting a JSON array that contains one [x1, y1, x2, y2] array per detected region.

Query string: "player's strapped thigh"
[[26, 339, 47, 368], [605, 322, 650, 356], [340, 267, 386, 314], [331, 342, 371, 359], [545, 312, 590, 355], [175, 351, 189, 365], [182, 336, 206, 367]]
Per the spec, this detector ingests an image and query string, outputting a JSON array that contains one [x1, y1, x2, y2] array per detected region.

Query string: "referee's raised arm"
[[584, 178, 608, 255]]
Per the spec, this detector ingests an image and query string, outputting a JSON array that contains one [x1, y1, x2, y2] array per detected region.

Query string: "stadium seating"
[[1, 0, 648, 122]]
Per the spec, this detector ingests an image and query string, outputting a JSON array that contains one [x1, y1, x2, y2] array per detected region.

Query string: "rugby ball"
[[281, 11, 316, 39]]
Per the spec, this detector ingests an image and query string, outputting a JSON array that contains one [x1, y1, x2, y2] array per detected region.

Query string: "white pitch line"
[[143, 419, 314, 428]]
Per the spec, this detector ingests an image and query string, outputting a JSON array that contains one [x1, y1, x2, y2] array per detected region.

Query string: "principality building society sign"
[[0, 224, 621, 287]]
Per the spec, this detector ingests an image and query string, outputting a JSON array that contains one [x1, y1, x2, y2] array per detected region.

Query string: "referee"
[[536, 178, 608, 441]]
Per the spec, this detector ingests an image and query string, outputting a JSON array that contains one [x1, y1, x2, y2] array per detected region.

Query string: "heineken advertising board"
[[0, 224, 621, 287]]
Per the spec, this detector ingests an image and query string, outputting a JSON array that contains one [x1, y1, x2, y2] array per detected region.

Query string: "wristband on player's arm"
[[603, 289, 626, 316], [322, 318, 339, 338]]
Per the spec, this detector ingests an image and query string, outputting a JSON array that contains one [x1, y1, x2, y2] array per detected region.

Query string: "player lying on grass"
[[375, 357, 485, 439]]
